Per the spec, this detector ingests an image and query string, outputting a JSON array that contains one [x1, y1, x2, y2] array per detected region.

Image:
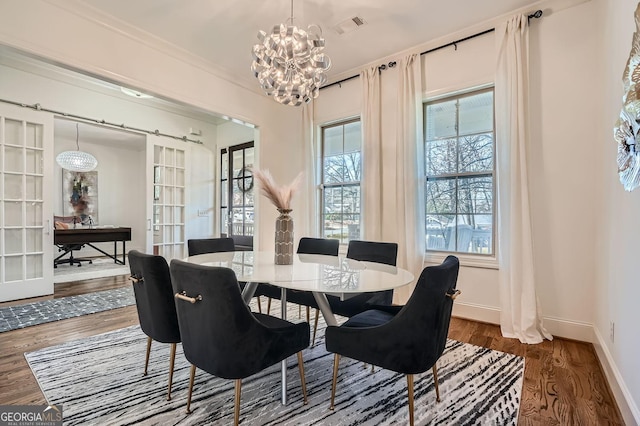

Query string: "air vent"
[[334, 16, 367, 35]]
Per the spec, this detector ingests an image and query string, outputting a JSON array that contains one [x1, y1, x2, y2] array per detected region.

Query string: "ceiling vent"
[[334, 16, 366, 35]]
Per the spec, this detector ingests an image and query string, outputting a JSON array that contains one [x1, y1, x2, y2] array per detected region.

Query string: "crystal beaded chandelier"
[[251, 0, 331, 106], [56, 123, 98, 172]]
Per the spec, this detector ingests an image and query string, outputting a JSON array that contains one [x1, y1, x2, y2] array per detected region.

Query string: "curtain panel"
[[394, 54, 426, 302], [360, 66, 383, 240], [495, 14, 552, 344]]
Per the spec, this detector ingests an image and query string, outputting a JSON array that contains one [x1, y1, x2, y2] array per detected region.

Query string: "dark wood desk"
[[54, 227, 132, 265]]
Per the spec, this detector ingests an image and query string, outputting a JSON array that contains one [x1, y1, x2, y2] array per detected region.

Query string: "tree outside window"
[[424, 89, 495, 255], [321, 120, 361, 244]]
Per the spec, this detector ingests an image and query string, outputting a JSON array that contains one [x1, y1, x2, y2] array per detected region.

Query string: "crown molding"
[[41, 0, 264, 98]]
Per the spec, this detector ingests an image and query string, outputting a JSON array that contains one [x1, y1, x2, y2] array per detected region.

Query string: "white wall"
[[0, 60, 222, 256], [313, 1, 599, 337], [0, 0, 303, 254], [595, 0, 640, 423]]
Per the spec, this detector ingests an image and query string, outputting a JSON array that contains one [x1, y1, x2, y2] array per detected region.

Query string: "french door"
[[146, 136, 188, 261], [220, 142, 254, 242], [0, 104, 53, 302]]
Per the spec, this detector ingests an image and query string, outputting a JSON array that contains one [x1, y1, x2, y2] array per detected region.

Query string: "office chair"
[[53, 216, 92, 268]]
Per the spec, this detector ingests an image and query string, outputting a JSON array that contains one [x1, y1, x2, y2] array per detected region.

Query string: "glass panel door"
[[220, 142, 254, 244], [147, 136, 187, 261], [0, 104, 53, 302]]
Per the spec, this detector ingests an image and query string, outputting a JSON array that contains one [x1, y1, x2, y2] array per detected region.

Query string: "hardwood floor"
[[0, 275, 624, 425]]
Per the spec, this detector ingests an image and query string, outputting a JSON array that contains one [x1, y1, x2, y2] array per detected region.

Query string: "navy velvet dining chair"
[[188, 236, 263, 312], [169, 259, 310, 425], [187, 237, 235, 256], [256, 237, 339, 344], [324, 255, 460, 426], [324, 239, 399, 318], [128, 250, 181, 401]]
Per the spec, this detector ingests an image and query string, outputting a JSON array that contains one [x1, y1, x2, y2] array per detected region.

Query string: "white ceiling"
[[2, 0, 544, 136], [54, 117, 147, 150], [76, 0, 542, 86]]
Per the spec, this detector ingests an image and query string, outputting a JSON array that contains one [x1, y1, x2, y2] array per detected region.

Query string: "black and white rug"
[[25, 305, 524, 425], [0, 287, 135, 333]]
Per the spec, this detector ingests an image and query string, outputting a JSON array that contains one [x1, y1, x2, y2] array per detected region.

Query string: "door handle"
[[147, 219, 151, 231]]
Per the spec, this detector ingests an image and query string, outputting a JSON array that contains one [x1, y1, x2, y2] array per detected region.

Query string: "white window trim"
[[423, 86, 497, 265], [424, 251, 498, 269]]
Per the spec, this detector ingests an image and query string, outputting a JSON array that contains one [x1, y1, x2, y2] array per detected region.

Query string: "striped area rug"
[[25, 303, 523, 425]]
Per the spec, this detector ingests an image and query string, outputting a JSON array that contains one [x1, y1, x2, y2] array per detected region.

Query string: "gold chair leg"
[[186, 364, 196, 414], [299, 305, 302, 318], [433, 364, 441, 402], [234, 379, 242, 426], [257, 296, 262, 313], [311, 309, 319, 345], [407, 374, 415, 426], [306, 306, 310, 322], [371, 364, 375, 373], [267, 297, 272, 315], [167, 343, 177, 401], [144, 336, 152, 376], [330, 354, 340, 410], [297, 352, 308, 404]]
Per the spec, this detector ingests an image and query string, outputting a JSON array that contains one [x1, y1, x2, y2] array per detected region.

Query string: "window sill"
[[424, 251, 498, 270]]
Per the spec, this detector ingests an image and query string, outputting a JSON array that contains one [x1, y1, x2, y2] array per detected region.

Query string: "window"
[[424, 88, 495, 255], [321, 119, 361, 244], [220, 142, 254, 239]]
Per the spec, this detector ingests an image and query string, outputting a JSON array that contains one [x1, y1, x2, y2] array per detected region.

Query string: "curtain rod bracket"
[[528, 9, 543, 22]]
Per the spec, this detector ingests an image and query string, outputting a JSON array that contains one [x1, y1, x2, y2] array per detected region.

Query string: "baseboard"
[[452, 302, 501, 324], [453, 303, 593, 342], [542, 316, 593, 342], [593, 327, 640, 426]]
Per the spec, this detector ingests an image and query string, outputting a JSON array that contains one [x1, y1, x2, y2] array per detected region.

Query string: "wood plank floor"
[[0, 275, 624, 425]]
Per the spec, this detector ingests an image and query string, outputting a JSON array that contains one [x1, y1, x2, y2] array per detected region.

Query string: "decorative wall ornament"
[[615, 3, 640, 191]]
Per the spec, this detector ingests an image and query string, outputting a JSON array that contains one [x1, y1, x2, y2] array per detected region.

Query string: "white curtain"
[[360, 66, 383, 240], [394, 54, 426, 302], [496, 14, 552, 344], [300, 100, 317, 238]]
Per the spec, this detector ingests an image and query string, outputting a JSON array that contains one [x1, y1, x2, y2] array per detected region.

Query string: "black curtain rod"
[[321, 9, 543, 91]]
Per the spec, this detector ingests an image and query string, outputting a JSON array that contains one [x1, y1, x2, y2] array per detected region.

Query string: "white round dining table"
[[184, 250, 415, 404]]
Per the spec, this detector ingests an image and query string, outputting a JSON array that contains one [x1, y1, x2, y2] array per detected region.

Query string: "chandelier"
[[56, 123, 98, 172], [251, 0, 331, 106]]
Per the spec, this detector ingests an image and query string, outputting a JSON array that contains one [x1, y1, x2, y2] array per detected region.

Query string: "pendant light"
[[56, 123, 98, 172], [251, 0, 331, 106]]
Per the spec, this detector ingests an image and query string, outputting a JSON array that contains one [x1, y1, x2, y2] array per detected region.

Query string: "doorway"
[[220, 142, 254, 248]]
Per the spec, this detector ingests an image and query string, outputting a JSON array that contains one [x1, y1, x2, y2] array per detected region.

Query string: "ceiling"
[[76, 0, 542, 88], [54, 118, 146, 151]]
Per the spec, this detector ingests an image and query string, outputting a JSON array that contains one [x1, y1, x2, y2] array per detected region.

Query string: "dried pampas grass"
[[252, 169, 303, 211]]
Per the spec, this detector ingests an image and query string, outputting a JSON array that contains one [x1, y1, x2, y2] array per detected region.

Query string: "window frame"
[[423, 86, 498, 268], [319, 118, 362, 245]]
